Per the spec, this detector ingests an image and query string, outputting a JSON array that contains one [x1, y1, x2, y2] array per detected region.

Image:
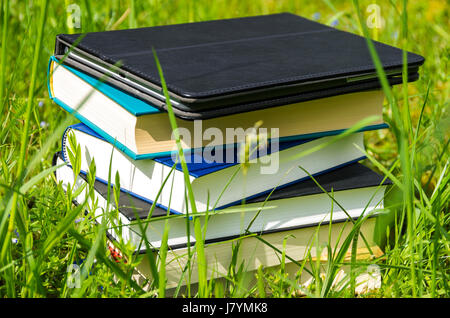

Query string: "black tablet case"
[[55, 13, 424, 119]]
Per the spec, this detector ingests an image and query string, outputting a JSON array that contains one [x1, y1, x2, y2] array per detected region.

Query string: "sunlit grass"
[[0, 0, 448, 298]]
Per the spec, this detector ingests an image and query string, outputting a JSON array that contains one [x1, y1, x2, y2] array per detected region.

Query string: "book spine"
[[60, 103, 140, 160], [61, 126, 71, 163], [69, 164, 183, 216], [47, 58, 178, 160], [46, 56, 56, 101]]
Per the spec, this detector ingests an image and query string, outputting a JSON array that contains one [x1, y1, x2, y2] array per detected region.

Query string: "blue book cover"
[[60, 122, 369, 215], [63, 122, 317, 178]]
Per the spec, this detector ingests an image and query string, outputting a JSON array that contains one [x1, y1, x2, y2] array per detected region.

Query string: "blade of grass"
[[287, 115, 381, 161], [152, 48, 208, 296], [129, 0, 137, 28], [158, 166, 176, 297]]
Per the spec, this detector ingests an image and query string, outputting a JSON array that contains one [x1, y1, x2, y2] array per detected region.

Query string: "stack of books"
[[49, 13, 424, 286]]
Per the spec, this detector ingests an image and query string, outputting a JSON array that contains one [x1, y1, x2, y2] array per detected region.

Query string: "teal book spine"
[[47, 56, 172, 159]]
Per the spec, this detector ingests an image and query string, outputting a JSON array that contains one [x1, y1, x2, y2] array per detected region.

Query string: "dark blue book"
[[60, 122, 372, 214]]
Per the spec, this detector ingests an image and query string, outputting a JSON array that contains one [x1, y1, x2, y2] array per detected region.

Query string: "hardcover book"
[[61, 123, 373, 214], [54, 153, 391, 251], [48, 57, 388, 157], [130, 218, 380, 290]]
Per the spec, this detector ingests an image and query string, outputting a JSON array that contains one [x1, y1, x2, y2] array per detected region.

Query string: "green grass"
[[0, 0, 448, 298]]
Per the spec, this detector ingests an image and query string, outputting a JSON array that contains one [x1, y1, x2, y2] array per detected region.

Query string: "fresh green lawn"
[[0, 0, 448, 297]]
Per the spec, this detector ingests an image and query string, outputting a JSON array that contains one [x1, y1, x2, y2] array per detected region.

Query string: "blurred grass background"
[[0, 0, 448, 297]]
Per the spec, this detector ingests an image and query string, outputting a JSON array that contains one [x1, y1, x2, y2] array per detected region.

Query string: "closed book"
[[54, 153, 391, 252], [61, 123, 373, 214], [129, 218, 381, 290], [53, 13, 424, 120], [48, 56, 388, 157]]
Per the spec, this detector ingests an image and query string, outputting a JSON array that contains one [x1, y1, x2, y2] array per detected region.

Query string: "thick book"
[[61, 123, 372, 214], [48, 56, 388, 157], [53, 13, 424, 120], [129, 218, 380, 290], [54, 153, 391, 252]]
